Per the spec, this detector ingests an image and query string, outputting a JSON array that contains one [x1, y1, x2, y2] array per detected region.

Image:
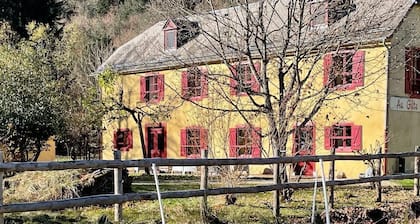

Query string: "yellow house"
[[98, 0, 420, 178]]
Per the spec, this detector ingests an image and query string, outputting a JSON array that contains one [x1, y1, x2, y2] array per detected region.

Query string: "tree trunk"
[[32, 140, 42, 162], [137, 119, 150, 175]]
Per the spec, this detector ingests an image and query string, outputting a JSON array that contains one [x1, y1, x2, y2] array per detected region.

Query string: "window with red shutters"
[[113, 128, 133, 151], [293, 125, 315, 154], [181, 67, 208, 100], [229, 126, 261, 158], [180, 127, 208, 158], [230, 62, 260, 96], [405, 48, 420, 98], [324, 123, 362, 152], [323, 50, 365, 90], [140, 74, 164, 103]]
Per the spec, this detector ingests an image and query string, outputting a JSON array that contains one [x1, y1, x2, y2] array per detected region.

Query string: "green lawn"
[[391, 179, 415, 189]]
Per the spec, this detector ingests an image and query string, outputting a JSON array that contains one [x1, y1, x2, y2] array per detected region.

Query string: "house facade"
[[99, 0, 420, 178]]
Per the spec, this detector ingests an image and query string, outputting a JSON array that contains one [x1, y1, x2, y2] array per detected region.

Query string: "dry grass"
[[4, 170, 84, 203]]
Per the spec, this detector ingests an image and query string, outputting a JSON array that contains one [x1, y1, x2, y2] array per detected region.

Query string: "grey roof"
[[98, 0, 416, 74]]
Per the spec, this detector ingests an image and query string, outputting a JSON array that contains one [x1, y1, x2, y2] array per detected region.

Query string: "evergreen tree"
[[0, 0, 72, 36]]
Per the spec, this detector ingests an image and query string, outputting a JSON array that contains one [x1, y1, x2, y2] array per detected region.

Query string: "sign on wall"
[[390, 96, 420, 112]]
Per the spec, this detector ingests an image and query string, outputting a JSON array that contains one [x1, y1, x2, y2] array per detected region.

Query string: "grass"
[[391, 179, 414, 189], [3, 173, 419, 223]]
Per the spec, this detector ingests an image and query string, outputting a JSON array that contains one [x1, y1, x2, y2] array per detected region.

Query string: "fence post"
[[273, 149, 280, 218], [376, 147, 382, 202], [0, 151, 3, 224], [200, 149, 209, 223], [114, 150, 123, 223], [329, 148, 335, 209], [415, 146, 420, 196]]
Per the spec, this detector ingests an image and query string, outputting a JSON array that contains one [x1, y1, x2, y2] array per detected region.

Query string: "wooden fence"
[[0, 150, 420, 223]]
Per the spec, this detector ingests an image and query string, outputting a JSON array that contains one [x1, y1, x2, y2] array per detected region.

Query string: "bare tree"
[[143, 0, 413, 217]]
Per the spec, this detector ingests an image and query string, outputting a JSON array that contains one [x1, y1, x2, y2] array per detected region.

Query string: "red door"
[[146, 125, 167, 158], [292, 126, 315, 176]]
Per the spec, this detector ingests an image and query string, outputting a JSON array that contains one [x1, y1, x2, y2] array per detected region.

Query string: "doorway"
[[146, 123, 167, 158], [292, 125, 315, 176]]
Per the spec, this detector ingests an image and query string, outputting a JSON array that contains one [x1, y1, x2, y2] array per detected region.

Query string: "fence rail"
[[0, 150, 420, 223], [1, 152, 419, 172]]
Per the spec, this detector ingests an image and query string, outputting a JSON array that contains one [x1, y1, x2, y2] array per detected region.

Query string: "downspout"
[[382, 38, 390, 175]]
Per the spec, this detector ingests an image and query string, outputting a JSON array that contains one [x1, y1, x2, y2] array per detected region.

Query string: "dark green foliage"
[[0, 0, 72, 36], [0, 23, 64, 161]]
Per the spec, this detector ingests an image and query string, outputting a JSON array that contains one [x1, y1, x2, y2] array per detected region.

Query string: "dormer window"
[[309, 0, 328, 28], [165, 30, 176, 49], [163, 18, 200, 51], [163, 19, 178, 50], [309, 0, 356, 29]]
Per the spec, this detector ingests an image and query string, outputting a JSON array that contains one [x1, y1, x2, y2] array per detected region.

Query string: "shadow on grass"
[[6, 214, 89, 224]]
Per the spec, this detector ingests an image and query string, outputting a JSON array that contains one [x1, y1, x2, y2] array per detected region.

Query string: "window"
[[230, 62, 260, 96], [324, 123, 362, 152], [140, 74, 164, 103], [163, 19, 178, 50], [293, 125, 315, 154], [113, 128, 133, 151], [180, 127, 208, 158], [229, 126, 261, 158], [309, 0, 355, 28], [309, 0, 328, 28], [181, 68, 208, 100], [164, 30, 177, 50], [323, 51, 365, 90], [405, 48, 420, 98]]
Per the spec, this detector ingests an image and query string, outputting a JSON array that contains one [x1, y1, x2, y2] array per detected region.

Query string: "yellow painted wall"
[[37, 136, 56, 162], [281, 47, 388, 178], [103, 46, 387, 178]]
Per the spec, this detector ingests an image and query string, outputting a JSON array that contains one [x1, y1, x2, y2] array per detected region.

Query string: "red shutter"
[[229, 128, 237, 157], [181, 71, 188, 98], [201, 70, 209, 98], [323, 54, 332, 87], [158, 74, 165, 101], [351, 125, 362, 151], [113, 130, 118, 149], [251, 127, 261, 158], [162, 124, 167, 158], [127, 130, 133, 150], [324, 126, 331, 150], [352, 50, 365, 87], [180, 129, 187, 157], [140, 76, 146, 102], [230, 65, 238, 96], [406, 48, 414, 94], [200, 128, 208, 150], [251, 62, 261, 93]]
